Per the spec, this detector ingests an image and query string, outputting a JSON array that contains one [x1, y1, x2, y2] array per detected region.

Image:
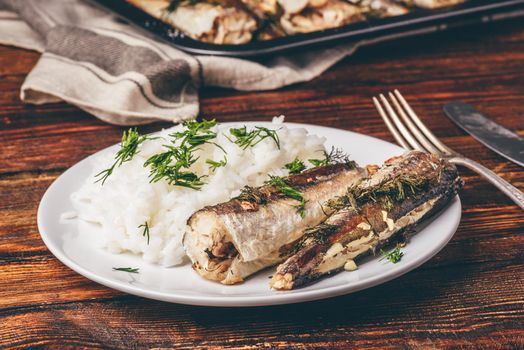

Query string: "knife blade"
[[443, 102, 524, 167]]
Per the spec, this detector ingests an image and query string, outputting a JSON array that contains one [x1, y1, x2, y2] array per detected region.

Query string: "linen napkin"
[[0, 0, 432, 125]]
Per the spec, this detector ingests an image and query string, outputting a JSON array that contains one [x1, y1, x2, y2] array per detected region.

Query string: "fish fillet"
[[183, 162, 365, 284], [270, 151, 462, 290]]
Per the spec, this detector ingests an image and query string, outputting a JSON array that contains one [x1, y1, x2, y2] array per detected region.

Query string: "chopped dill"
[[228, 126, 280, 150], [295, 202, 306, 218], [285, 158, 306, 174], [112, 267, 140, 273], [290, 223, 338, 254], [266, 176, 302, 201], [266, 175, 305, 217], [95, 128, 153, 185], [379, 245, 403, 264], [324, 192, 358, 212], [236, 186, 267, 204], [144, 119, 222, 190], [357, 174, 427, 210], [139, 221, 150, 245], [170, 119, 221, 148], [144, 146, 206, 189], [206, 157, 227, 172], [309, 146, 353, 167]]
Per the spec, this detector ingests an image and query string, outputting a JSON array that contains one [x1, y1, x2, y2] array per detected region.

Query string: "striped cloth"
[[0, 0, 430, 125]]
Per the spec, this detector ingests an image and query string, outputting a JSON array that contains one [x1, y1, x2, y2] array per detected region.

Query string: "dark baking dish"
[[92, 0, 524, 57]]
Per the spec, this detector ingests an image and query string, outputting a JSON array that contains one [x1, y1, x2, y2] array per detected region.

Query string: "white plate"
[[38, 122, 461, 307]]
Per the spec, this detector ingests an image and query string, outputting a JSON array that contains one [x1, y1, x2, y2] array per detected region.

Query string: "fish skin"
[[270, 207, 370, 290], [183, 162, 365, 284], [270, 151, 463, 290]]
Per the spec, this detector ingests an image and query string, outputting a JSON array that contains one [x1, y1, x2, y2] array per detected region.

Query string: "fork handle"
[[450, 157, 524, 210]]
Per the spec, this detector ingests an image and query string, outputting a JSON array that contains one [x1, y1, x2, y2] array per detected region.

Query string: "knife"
[[443, 102, 524, 167]]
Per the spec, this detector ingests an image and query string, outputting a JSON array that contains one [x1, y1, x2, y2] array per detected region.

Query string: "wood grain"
[[1, 17, 523, 349]]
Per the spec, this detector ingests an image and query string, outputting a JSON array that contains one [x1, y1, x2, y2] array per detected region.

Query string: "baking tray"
[[93, 0, 524, 57]]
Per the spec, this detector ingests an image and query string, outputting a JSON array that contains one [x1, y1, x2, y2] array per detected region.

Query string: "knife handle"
[[450, 157, 524, 210]]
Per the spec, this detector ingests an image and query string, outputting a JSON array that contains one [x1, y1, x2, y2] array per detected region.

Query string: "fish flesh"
[[270, 151, 462, 290], [241, 0, 279, 18], [183, 162, 365, 284], [279, 0, 365, 35], [240, 0, 288, 40], [396, 0, 465, 9], [353, 0, 409, 17], [128, 0, 257, 44]]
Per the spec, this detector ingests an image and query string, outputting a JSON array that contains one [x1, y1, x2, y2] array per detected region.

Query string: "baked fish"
[[396, 0, 465, 9], [270, 151, 462, 290], [279, 0, 365, 34], [128, 0, 257, 44], [241, 0, 279, 18], [183, 161, 365, 284], [354, 0, 409, 17], [129, 0, 468, 43]]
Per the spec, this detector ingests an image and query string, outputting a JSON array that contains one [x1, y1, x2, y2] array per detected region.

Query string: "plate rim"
[[37, 122, 462, 307]]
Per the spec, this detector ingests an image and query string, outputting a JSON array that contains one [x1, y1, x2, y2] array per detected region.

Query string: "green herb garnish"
[[324, 192, 358, 212], [285, 158, 306, 174], [144, 147, 206, 189], [206, 157, 227, 172], [95, 128, 152, 185], [170, 119, 220, 148], [357, 174, 427, 210], [228, 126, 280, 150], [112, 267, 140, 273], [309, 146, 352, 167], [379, 245, 403, 264], [236, 186, 267, 204], [289, 223, 338, 255], [139, 221, 150, 245], [144, 119, 222, 190], [266, 175, 305, 217], [325, 173, 428, 212]]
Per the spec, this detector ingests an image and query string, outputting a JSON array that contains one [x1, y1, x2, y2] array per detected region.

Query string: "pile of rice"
[[71, 117, 327, 266]]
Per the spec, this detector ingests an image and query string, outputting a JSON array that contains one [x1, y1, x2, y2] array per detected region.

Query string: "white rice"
[[71, 117, 327, 266]]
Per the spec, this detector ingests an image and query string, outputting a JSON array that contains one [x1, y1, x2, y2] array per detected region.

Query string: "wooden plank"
[[0, 262, 522, 349]]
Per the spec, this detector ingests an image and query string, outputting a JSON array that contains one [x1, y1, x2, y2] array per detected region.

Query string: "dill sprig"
[[266, 175, 306, 217], [324, 192, 358, 212], [144, 146, 206, 189], [170, 119, 220, 148], [285, 158, 306, 174], [236, 186, 267, 204], [112, 267, 140, 273], [357, 174, 428, 210], [206, 156, 227, 172], [309, 146, 352, 167], [144, 119, 222, 190], [379, 245, 403, 264], [139, 221, 150, 245], [289, 223, 339, 255], [326, 174, 428, 212], [228, 126, 280, 150], [95, 128, 152, 185]]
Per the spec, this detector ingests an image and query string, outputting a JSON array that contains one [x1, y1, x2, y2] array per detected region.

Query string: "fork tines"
[[373, 90, 455, 156]]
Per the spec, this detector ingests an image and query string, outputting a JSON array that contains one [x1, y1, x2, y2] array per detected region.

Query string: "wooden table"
[[1, 17, 523, 349]]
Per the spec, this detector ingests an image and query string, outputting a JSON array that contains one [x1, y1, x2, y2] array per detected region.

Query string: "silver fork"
[[373, 90, 524, 210]]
